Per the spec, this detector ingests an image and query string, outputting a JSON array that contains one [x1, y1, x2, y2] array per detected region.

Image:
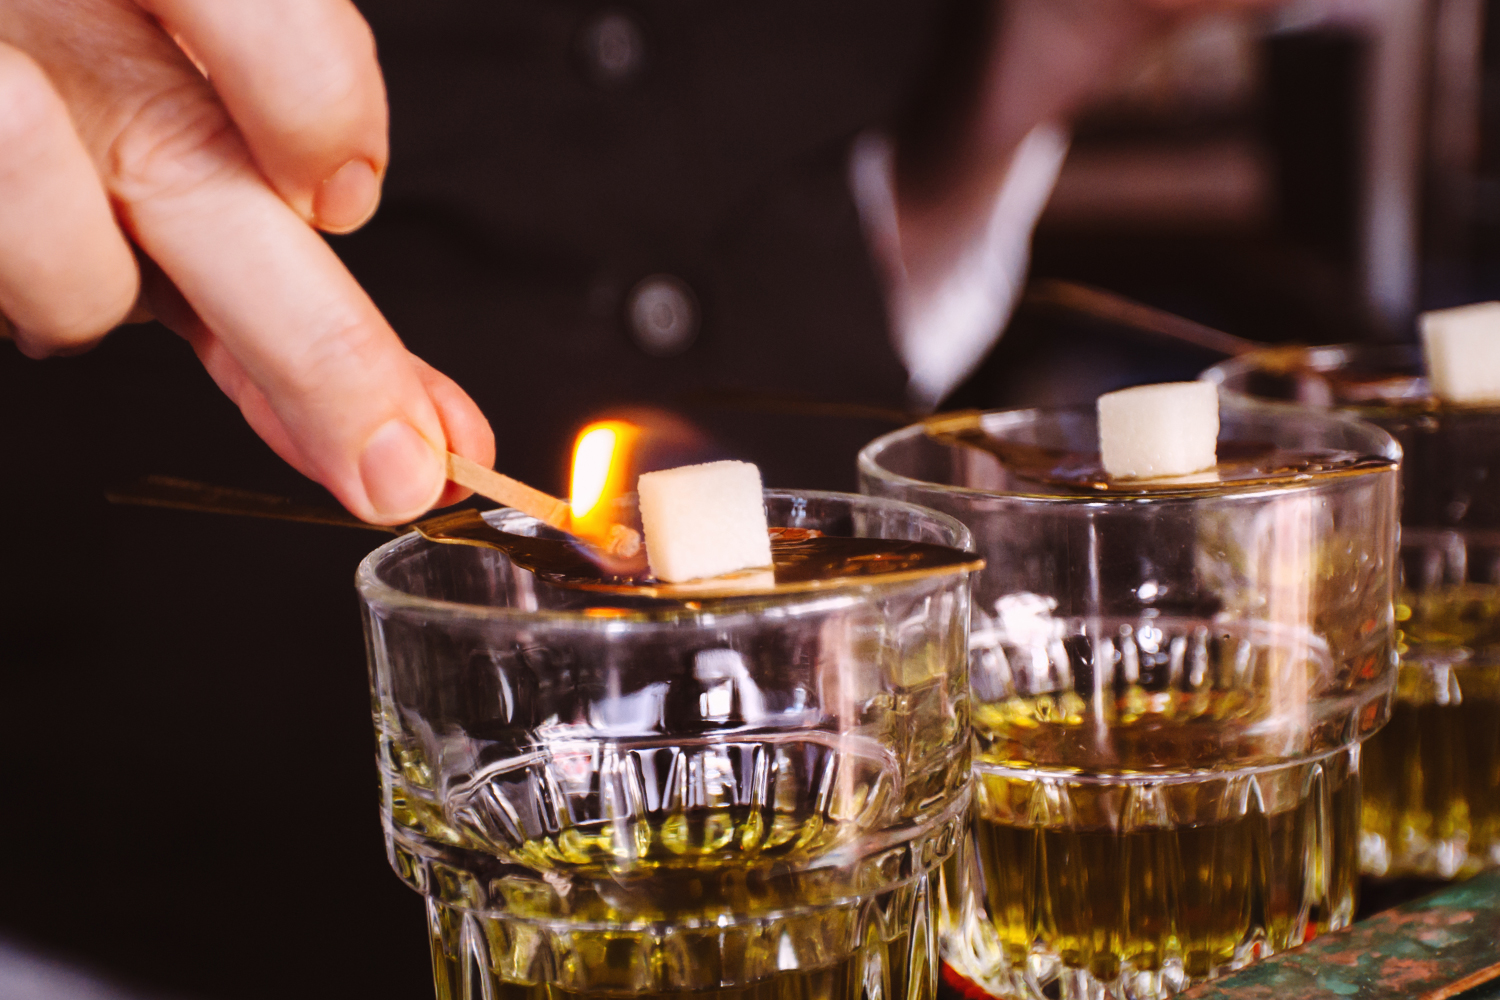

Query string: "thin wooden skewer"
[[1025, 279, 1266, 357], [446, 453, 641, 558], [105, 475, 402, 533]]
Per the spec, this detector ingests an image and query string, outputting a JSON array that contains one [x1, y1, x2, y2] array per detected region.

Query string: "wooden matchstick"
[[446, 453, 641, 558], [447, 452, 569, 528]]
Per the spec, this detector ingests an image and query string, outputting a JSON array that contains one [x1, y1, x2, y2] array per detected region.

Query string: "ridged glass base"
[[423, 862, 947, 1000], [939, 747, 1360, 1000], [390, 773, 970, 999]]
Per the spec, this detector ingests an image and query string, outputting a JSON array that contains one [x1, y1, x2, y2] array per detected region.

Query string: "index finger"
[[42, 8, 469, 523], [139, 0, 387, 233], [116, 104, 450, 522]]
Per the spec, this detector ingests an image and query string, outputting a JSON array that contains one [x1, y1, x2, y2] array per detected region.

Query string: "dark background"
[[4, 2, 1498, 997]]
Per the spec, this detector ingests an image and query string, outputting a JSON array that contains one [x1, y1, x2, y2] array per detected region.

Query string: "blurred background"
[[2, 1, 1498, 997], [956, 0, 1500, 407]]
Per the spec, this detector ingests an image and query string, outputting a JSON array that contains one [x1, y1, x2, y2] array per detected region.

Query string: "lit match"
[[445, 451, 641, 558]]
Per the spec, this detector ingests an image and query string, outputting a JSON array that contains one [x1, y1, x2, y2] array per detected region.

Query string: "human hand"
[[0, 0, 494, 524]]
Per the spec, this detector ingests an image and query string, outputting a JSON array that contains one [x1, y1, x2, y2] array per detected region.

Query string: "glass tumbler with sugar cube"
[[1208, 345, 1500, 881], [858, 396, 1400, 999], [358, 490, 978, 1000]]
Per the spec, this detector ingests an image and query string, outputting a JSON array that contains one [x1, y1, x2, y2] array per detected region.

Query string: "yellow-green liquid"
[[429, 905, 894, 1000], [404, 804, 945, 1000], [479, 966, 863, 1000], [952, 616, 1370, 997], [383, 670, 967, 1000], [964, 760, 1359, 991], [1360, 586, 1500, 878]]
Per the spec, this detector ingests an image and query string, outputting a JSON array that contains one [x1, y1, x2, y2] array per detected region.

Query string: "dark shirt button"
[[579, 10, 646, 85], [627, 275, 699, 356]]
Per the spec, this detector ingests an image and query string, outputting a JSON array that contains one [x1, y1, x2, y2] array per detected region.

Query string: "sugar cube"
[[637, 460, 772, 582], [1421, 302, 1500, 404], [1097, 381, 1219, 479]]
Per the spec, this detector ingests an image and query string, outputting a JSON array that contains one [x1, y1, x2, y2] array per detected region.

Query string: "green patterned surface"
[[1182, 869, 1500, 999]]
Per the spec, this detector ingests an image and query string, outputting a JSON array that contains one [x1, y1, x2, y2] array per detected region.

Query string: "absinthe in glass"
[[361, 493, 977, 1000], [1361, 584, 1500, 879], [965, 755, 1359, 997], [949, 615, 1371, 998], [392, 739, 963, 1000], [857, 411, 1397, 999], [379, 652, 968, 999]]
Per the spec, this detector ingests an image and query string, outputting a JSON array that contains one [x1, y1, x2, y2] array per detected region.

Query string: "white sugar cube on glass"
[[1421, 302, 1500, 405], [637, 460, 773, 582], [1097, 381, 1220, 479]]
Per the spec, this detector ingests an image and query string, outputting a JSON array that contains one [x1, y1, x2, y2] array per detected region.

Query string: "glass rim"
[[1200, 344, 1500, 422], [1204, 342, 1500, 417], [857, 395, 1400, 506], [356, 488, 976, 626], [1202, 342, 1422, 389]]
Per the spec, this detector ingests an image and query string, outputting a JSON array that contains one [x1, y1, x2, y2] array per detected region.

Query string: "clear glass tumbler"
[[859, 397, 1400, 999], [1208, 345, 1500, 880], [357, 491, 978, 1000]]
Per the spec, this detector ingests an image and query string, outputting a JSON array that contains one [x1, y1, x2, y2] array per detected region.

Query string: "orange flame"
[[569, 420, 639, 533], [565, 409, 713, 569]]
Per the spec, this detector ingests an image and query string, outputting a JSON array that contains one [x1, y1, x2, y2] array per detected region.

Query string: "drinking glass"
[[859, 397, 1400, 999], [943, 747, 1360, 1000], [1208, 345, 1500, 879], [357, 490, 978, 1000]]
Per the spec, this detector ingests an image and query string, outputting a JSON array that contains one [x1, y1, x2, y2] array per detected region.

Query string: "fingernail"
[[360, 419, 443, 522], [314, 159, 381, 234]]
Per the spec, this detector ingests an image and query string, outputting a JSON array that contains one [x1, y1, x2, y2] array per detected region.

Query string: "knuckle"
[[276, 31, 381, 148], [0, 50, 64, 153], [279, 311, 383, 397], [106, 84, 248, 204], [316, 26, 374, 107]]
